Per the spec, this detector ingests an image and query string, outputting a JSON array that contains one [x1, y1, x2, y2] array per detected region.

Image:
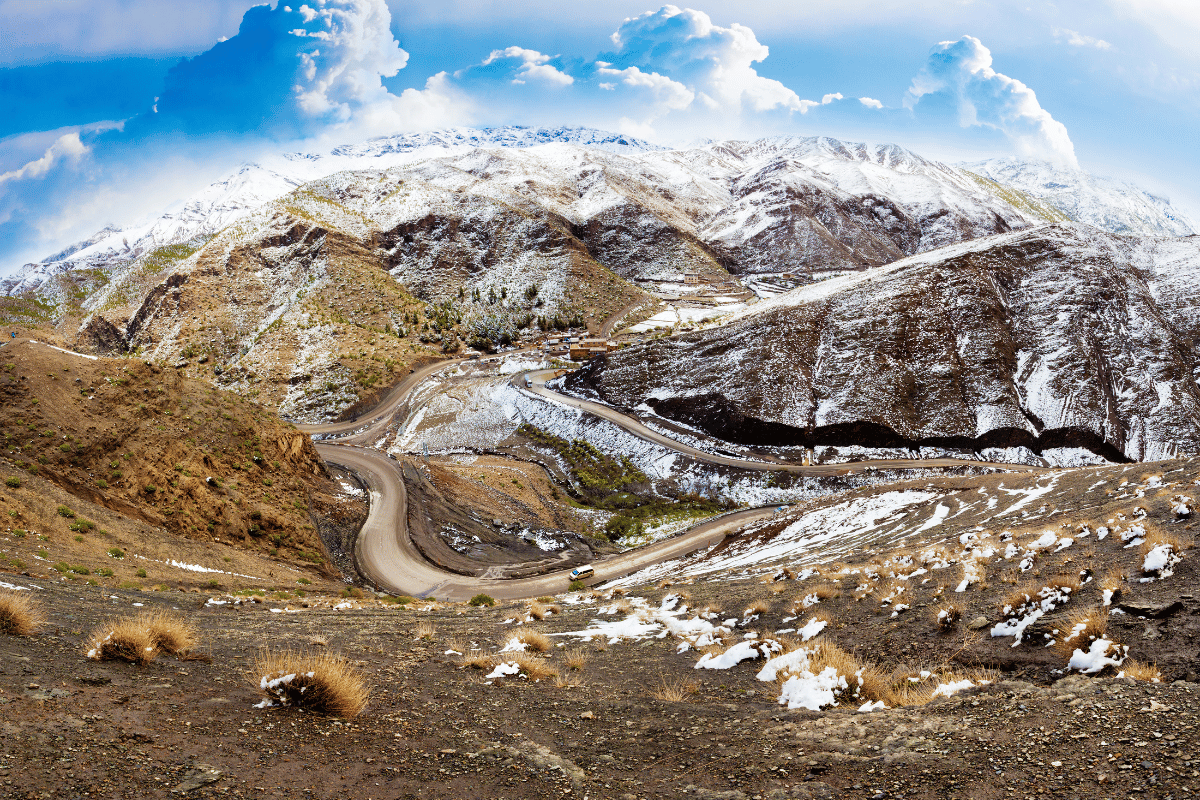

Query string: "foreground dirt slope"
[[1, 575, 1197, 800], [0, 339, 335, 570]]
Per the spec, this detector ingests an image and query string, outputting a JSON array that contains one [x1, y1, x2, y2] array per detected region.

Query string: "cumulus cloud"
[[0, 0, 475, 272], [1054, 28, 1113, 49], [596, 63, 695, 110], [134, 0, 418, 138], [601, 5, 816, 116], [482, 47, 574, 86], [0, 133, 89, 185], [859, 96, 884, 109], [905, 35, 1078, 167]]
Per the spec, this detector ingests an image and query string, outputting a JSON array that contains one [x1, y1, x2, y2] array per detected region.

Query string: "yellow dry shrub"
[[254, 649, 369, 718], [86, 617, 158, 664], [0, 590, 44, 636]]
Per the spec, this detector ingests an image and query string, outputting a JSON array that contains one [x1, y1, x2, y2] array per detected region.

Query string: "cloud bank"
[[1, 3, 1086, 272], [905, 35, 1078, 168]]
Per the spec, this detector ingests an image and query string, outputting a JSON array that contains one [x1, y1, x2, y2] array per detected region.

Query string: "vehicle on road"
[[570, 565, 594, 581]]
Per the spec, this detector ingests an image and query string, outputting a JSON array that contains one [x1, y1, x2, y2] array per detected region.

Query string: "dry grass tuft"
[[811, 583, 842, 601], [872, 578, 903, 605], [253, 649, 369, 718], [1100, 569, 1126, 592], [0, 590, 44, 636], [527, 602, 547, 620], [141, 611, 198, 655], [650, 674, 700, 702], [309, 636, 329, 647], [1046, 573, 1082, 594], [1053, 608, 1107, 658], [744, 599, 770, 617], [1119, 660, 1162, 682], [516, 630, 553, 653], [86, 617, 158, 664], [807, 642, 890, 704], [563, 648, 589, 671], [511, 653, 557, 680], [414, 620, 436, 640], [460, 652, 495, 670], [1140, 527, 1191, 556], [935, 604, 960, 633]]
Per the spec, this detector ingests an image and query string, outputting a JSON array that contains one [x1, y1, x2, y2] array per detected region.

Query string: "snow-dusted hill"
[[566, 223, 1200, 463], [9, 126, 1200, 440], [13, 126, 1184, 300], [964, 158, 1196, 237]]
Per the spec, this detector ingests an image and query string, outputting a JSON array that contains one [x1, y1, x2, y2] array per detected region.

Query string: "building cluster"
[[543, 336, 617, 361]]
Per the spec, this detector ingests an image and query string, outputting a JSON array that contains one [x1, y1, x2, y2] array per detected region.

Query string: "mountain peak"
[[963, 157, 1196, 237]]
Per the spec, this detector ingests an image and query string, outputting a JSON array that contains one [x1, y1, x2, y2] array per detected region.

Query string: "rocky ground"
[[1, 575, 1197, 800], [3, 458, 1197, 799]]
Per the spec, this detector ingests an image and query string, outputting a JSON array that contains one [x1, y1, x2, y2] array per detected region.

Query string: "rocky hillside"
[[0, 339, 334, 566], [6, 128, 1197, 424], [3, 456, 1197, 800], [967, 158, 1197, 237], [565, 224, 1200, 463]]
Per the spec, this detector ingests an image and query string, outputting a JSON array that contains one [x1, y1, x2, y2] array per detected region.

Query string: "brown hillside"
[[0, 339, 332, 567]]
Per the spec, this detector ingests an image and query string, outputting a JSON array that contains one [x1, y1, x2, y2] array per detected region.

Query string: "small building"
[[569, 338, 616, 361], [682, 273, 702, 285]]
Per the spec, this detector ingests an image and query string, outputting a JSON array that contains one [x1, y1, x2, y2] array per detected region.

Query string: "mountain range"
[[3, 126, 1198, 460]]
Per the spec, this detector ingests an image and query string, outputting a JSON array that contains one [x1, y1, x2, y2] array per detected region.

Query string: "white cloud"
[[859, 96, 884, 109], [596, 64, 694, 111], [288, 0, 409, 122], [0, 133, 89, 185], [1054, 28, 1113, 49], [605, 5, 808, 114], [387, 72, 477, 130], [482, 46, 574, 86], [797, 92, 844, 114], [905, 35, 1078, 168]]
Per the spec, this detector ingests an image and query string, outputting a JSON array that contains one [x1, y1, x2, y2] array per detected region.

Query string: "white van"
[[569, 565, 594, 581]]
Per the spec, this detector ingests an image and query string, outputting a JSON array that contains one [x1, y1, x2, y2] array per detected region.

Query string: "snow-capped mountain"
[[326, 125, 665, 158], [9, 126, 1200, 443], [564, 223, 1200, 463], [964, 158, 1196, 237], [6, 128, 1049, 295], [10, 127, 1195, 300]]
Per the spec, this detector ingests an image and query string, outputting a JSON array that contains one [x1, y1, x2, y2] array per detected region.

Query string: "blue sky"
[[2, 0, 1199, 274]]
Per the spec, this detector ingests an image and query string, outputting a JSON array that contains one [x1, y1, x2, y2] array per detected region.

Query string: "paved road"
[[522, 370, 1046, 476], [316, 441, 779, 600], [299, 359, 464, 443], [303, 349, 1045, 600]]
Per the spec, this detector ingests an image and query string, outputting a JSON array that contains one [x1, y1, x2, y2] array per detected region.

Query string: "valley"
[[2, 127, 1199, 800]]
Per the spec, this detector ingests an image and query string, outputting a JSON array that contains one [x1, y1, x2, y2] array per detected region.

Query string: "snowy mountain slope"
[[565, 223, 1200, 462], [327, 125, 665, 158], [675, 137, 1038, 274], [68, 169, 650, 419], [0, 130, 1073, 298], [965, 158, 1196, 237], [11, 128, 1193, 303]]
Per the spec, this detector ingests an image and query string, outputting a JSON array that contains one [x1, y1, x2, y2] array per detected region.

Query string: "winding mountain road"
[[522, 370, 1047, 476], [301, 354, 1047, 600]]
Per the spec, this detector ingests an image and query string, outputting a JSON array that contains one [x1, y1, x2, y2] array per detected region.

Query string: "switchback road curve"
[[314, 441, 778, 601], [303, 358, 1048, 600]]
